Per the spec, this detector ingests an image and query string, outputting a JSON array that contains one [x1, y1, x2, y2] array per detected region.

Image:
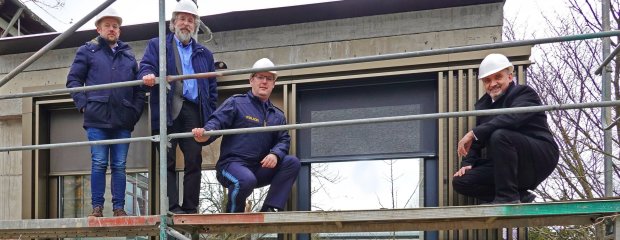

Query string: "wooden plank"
[[0, 200, 618, 238], [0, 216, 161, 239], [171, 200, 620, 234], [447, 69, 455, 238], [437, 71, 446, 208]]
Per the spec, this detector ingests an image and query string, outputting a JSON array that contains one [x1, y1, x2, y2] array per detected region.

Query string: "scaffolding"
[[0, 0, 618, 239]]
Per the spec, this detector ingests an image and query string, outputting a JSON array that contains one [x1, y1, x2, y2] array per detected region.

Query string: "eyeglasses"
[[253, 74, 275, 82]]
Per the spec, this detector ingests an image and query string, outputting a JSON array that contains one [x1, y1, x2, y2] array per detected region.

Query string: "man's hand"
[[453, 165, 472, 177], [260, 153, 278, 169], [457, 131, 475, 158], [143, 73, 157, 87], [191, 128, 210, 142]]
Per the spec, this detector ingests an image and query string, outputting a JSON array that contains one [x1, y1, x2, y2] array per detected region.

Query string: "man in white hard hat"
[[452, 53, 559, 204], [191, 58, 301, 213], [138, 0, 218, 214], [67, 7, 145, 217]]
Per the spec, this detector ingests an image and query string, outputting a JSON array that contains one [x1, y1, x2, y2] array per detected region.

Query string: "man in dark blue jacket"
[[139, 0, 217, 214], [452, 53, 559, 204], [192, 58, 301, 213], [66, 8, 145, 217]]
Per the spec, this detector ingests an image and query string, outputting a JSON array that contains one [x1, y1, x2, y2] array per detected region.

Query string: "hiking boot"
[[113, 208, 128, 217], [89, 206, 103, 217]]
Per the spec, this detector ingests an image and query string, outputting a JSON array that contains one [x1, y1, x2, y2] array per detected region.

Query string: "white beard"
[[175, 29, 192, 44]]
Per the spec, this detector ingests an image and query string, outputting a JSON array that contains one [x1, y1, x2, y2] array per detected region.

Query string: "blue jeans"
[[86, 127, 131, 210]]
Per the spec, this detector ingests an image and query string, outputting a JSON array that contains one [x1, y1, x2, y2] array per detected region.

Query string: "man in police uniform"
[[192, 58, 300, 213]]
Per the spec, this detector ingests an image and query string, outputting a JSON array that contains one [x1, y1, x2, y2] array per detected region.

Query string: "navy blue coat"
[[462, 82, 558, 167], [137, 33, 218, 131], [66, 36, 145, 131], [203, 91, 291, 168]]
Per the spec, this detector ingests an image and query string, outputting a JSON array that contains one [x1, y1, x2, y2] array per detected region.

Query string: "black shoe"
[[260, 205, 280, 212], [520, 192, 536, 203], [169, 207, 186, 214]]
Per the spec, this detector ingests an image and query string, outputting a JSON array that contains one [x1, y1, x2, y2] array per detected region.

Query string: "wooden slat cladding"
[[437, 64, 528, 239]]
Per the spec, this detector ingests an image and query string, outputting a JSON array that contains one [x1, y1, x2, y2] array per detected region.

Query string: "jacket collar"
[[478, 81, 516, 106], [247, 90, 273, 109], [88, 36, 130, 52]]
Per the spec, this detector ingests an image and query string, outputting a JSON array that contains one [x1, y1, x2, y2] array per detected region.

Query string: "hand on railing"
[[143, 74, 157, 87], [192, 128, 210, 142]]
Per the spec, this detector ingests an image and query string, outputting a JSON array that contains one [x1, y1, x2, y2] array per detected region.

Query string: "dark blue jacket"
[[137, 33, 218, 131], [462, 82, 558, 167], [204, 91, 291, 168], [66, 36, 145, 131]]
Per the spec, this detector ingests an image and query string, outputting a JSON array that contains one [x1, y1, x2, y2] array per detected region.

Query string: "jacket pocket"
[[110, 98, 142, 131], [84, 96, 110, 126]]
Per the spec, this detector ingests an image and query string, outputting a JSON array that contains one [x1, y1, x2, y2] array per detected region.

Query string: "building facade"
[[0, 1, 529, 237]]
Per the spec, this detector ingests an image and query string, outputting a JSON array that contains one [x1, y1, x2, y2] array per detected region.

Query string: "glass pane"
[[311, 159, 422, 210], [310, 159, 423, 239], [60, 172, 149, 218]]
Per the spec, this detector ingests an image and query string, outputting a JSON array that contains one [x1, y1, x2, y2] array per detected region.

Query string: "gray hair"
[[169, 12, 200, 35]]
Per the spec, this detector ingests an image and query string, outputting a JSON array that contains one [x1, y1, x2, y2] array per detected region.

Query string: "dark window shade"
[[49, 108, 150, 175], [297, 75, 437, 162]]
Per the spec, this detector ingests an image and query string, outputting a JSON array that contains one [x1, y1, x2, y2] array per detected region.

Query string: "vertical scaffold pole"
[[602, 0, 613, 198], [158, 0, 169, 239]]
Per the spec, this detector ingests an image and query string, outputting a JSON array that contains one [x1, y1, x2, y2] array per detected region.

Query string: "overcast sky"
[[23, 0, 573, 37]]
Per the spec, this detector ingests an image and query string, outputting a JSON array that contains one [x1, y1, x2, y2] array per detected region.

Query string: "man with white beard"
[[139, 0, 218, 214]]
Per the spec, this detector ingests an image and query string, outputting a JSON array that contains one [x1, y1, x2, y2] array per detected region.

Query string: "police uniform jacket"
[[204, 91, 291, 168]]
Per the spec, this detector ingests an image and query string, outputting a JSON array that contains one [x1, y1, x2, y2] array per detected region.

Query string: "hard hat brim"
[[478, 65, 514, 79]]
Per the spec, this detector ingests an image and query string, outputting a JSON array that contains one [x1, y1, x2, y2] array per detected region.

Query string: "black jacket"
[[462, 82, 557, 167]]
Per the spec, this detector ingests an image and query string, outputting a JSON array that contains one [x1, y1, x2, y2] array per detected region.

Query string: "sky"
[[22, 0, 340, 31], [21, 0, 574, 34]]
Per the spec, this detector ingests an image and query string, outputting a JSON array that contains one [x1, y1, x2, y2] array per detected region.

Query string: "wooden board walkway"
[[0, 199, 618, 239]]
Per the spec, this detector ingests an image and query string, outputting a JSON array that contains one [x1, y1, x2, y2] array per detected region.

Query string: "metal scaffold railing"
[[0, 0, 619, 239]]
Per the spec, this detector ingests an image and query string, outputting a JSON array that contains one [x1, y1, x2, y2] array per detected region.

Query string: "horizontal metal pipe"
[[169, 100, 620, 139], [211, 30, 620, 78], [1, 31, 618, 100], [595, 43, 620, 75], [0, 136, 155, 152], [0, 72, 222, 101], [0, 80, 144, 100], [2, 100, 619, 153]]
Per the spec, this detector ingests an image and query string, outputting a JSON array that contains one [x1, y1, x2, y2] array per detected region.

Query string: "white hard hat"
[[173, 0, 199, 16], [95, 7, 122, 26], [478, 53, 514, 79], [252, 58, 277, 77]]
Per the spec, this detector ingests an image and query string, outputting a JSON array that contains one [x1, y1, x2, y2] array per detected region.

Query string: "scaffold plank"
[[0, 200, 617, 238], [0, 215, 161, 239], [172, 199, 620, 234]]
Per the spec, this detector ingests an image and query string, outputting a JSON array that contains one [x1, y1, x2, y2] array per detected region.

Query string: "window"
[[60, 173, 149, 218]]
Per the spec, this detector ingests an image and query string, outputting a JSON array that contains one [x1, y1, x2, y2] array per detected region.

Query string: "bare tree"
[[505, 0, 619, 238]]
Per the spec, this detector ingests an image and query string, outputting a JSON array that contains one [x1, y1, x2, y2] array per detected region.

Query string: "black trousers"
[[153, 100, 203, 213], [452, 129, 559, 202]]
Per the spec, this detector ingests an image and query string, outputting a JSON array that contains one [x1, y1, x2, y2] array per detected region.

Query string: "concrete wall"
[[0, 2, 503, 219]]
